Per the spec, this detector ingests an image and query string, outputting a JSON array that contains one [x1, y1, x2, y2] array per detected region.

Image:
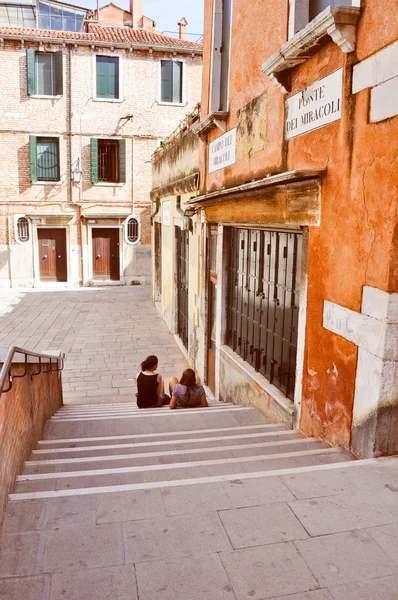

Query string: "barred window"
[[17, 217, 29, 242], [127, 218, 139, 243]]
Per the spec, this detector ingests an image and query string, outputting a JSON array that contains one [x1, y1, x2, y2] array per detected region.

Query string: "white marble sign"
[[162, 201, 171, 226], [209, 128, 236, 173], [285, 68, 343, 140]]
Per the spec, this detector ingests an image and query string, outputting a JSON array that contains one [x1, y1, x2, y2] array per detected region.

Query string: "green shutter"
[[118, 139, 126, 184], [172, 61, 182, 103], [26, 48, 36, 95], [55, 51, 63, 95], [96, 56, 119, 99], [161, 60, 172, 102], [29, 135, 37, 182], [91, 137, 98, 183]]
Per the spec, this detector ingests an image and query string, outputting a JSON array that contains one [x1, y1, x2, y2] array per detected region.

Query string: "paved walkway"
[[1, 285, 398, 600], [0, 286, 187, 404]]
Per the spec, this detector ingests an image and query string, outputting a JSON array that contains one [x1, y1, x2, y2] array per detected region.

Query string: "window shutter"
[[91, 137, 98, 183], [26, 48, 36, 95], [118, 139, 126, 184], [161, 60, 172, 102], [172, 61, 182, 103], [29, 135, 37, 182], [55, 51, 63, 95]]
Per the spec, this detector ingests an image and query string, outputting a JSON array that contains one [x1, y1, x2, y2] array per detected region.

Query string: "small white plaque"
[[285, 69, 343, 140], [162, 201, 171, 226], [209, 128, 237, 173]]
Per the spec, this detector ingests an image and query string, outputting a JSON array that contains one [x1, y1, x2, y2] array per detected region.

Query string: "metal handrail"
[[0, 346, 65, 397]]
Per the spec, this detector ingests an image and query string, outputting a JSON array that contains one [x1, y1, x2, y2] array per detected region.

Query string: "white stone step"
[[31, 430, 302, 460], [14, 448, 354, 495], [24, 438, 326, 474], [37, 423, 285, 448], [10, 454, 369, 502]]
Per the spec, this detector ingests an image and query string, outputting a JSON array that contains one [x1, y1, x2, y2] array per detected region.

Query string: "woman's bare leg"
[[169, 375, 179, 395]]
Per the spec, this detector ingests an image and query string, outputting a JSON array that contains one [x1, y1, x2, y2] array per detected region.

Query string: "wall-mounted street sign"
[[285, 68, 343, 140], [209, 128, 236, 173], [162, 201, 171, 226]]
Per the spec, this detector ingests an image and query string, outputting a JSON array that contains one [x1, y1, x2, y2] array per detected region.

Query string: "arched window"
[[17, 217, 29, 242], [126, 217, 139, 244]]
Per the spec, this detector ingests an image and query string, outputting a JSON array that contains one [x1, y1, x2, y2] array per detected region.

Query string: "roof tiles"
[[0, 24, 202, 51]]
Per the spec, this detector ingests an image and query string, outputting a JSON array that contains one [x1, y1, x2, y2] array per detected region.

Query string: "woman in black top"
[[136, 355, 166, 409]]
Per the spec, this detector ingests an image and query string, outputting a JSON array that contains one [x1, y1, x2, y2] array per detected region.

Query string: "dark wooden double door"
[[38, 228, 67, 282], [92, 228, 120, 280]]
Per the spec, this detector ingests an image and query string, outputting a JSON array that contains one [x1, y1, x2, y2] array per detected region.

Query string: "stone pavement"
[[0, 286, 188, 404]]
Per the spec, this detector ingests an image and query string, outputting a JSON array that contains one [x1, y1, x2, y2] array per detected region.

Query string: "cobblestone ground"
[[0, 286, 187, 404]]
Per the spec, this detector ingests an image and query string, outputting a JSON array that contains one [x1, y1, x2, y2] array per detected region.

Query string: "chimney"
[[130, 0, 143, 28], [178, 17, 188, 40]]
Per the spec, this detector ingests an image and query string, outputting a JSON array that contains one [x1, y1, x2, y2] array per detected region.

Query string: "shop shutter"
[[118, 139, 126, 183], [29, 135, 37, 182], [91, 137, 98, 183], [161, 60, 172, 102], [26, 48, 36, 95], [55, 51, 63, 95]]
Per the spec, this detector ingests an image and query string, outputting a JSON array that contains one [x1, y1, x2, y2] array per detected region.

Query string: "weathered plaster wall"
[[199, 0, 398, 450]]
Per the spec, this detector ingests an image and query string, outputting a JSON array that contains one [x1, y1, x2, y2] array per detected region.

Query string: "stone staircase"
[[11, 401, 356, 500]]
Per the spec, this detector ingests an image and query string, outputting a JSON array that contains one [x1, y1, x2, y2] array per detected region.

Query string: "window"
[[91, 138, 126, 184], [126, 218, 139, 244], [17, 217, 29, 242], [26, 49, 63, 96], [160, 60, 183, 104], [310, 0, 355, 21], [95, 56, 120, 100], [227, 228, 302, 400], [37, 0, 86, 32], [210, 0, 232, 112], [29, 136, 60, 182]]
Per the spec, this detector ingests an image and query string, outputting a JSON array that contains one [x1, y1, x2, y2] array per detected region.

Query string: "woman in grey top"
[[169, 368, 208, 409]]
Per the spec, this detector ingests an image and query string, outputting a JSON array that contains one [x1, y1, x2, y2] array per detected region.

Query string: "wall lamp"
[[72, 158, 82, 184], [184, 207, 197, 217]]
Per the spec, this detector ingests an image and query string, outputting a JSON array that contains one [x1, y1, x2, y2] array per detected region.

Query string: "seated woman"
[[136, 355, 169, 409], [169, 368, 208, 409]]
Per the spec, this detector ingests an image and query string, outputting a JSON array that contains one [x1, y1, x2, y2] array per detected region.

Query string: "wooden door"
[[92, 228, 120, 280], [207, 226, 218, 394], [38, 229, 67, 282]]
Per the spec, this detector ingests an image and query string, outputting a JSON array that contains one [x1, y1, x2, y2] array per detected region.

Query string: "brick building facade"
[[0, 0, 202, 287]]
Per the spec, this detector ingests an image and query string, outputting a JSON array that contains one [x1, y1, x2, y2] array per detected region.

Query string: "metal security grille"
[[37, 138, 59, 181], [175, 226, 189, 349], [127, 218, 139, 243], [227, 228, 302, 400], [17, 217, 29, 242], [98, 139, 119, 182]]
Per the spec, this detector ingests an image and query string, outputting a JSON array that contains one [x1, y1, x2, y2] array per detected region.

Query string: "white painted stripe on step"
[[51, 406, 236, 419], [57, 402, 227, 413], [17, 448, 341, 481], [9, 459, 376, 501], [32, 429, 297, 454], [27, 438, 313, 466], [50, 406, 254, 422], [37, 424, 283, 445]]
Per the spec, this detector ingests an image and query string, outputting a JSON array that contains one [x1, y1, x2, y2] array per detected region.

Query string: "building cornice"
[[191, 111, 229, 140], [151, 172, 199, 201], [261, 6, 361, 94], [188, 169, 325, 204]]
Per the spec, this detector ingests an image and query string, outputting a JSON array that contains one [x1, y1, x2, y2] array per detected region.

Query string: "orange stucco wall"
[[200, 0, 398, 448]]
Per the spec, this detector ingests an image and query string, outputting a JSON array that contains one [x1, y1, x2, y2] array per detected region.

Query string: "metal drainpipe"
[[68, 45, 85, 285], [7, 208, 13, 288]]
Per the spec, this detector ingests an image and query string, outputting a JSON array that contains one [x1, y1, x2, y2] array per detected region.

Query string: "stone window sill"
[[192, 110, 229, 139], [261, 5, 361, 94]]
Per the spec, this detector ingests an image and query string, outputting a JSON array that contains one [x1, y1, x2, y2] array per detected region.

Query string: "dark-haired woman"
[[169, 368, 208, 409], [136, 355, 167, 409]]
